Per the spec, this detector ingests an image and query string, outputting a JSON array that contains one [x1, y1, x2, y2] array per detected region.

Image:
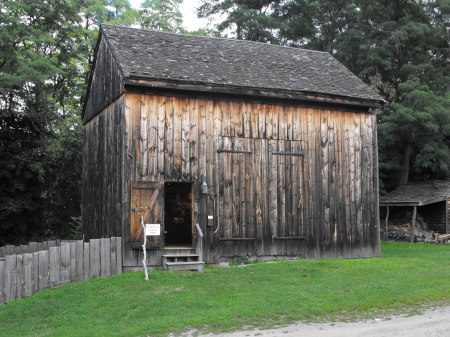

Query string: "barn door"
[[268, 140, 305, 239], [131, 182, 163, 249], [218, 137, 256, 240]]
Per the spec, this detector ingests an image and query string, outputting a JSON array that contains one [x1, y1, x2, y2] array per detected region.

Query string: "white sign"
[[208, 215, 213, 220], [145, 224, 160, 236]]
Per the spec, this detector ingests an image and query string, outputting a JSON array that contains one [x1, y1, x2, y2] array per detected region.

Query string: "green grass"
[[0, 242, 449, 337]]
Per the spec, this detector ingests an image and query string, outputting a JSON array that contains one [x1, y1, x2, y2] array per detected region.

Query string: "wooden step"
[[162, 253, 204, 271], [164, 261, 205, 271]]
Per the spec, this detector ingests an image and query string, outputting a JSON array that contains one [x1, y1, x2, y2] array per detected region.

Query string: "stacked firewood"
[[380, 211, 437, 243]]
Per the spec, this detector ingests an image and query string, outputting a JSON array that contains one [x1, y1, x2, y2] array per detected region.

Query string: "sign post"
[[140, 218, 161, 281]]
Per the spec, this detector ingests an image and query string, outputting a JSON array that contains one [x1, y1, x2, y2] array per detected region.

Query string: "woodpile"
[[381, 210, 448, 244]]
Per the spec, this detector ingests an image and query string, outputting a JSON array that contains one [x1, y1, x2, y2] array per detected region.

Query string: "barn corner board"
[[82, 24, 385, 269]]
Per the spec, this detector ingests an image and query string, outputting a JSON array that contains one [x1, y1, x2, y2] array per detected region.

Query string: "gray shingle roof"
[[380, 181, 450, 206], [101, 24, 384, 103]]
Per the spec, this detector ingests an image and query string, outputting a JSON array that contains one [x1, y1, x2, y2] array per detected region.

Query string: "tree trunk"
[[399, 142, 412, 185]]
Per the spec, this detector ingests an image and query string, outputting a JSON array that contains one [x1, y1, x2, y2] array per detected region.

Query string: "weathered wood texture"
[[82, 96, 127, 241], [117, 94, 379, 266], [0, 240, 61, 258], [0, 237, 122, 306], [83, 35, 124, 124]]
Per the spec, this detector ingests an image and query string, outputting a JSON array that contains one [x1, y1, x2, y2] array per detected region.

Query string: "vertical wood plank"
[[100, 238, 111, 277], [157, 96, 166, 181], [116, 237, 123, 274], [83, 242, 90, 280], [22, 253, 33, 298], [164, 96, 174, 180], [110, 237, 117, 275], [16, 255, 23, 300], [173, 97, 183, 180], [90, 239, 101, 279], [0, 260, 5, 304], [38, 250, 49, 291], [76, 241, 84, 281], [320, 110, 330, 254], [70, 241, 77, 281], [198, 99, 207, 180], [268, 140, 278, 255], [49, 247, 61, 288], [5, 255, 16, 303], [32, 252, 39, 294], [60, 242, 71, 284], [190, 99, 199, 181], [181, 97, 190, 179], [29, 242, 37, 253]]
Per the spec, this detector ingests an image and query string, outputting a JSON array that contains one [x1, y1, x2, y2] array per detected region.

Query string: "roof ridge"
[[100, 24, 330, 55]]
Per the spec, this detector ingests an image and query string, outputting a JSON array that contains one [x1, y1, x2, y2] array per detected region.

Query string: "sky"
[[129, 0, 209, 31]]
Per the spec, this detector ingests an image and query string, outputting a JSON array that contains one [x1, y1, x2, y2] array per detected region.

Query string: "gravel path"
[[190, 305, 450, 337]]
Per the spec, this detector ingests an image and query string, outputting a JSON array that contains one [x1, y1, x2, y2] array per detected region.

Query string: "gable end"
[[82, 30, 125, 124]]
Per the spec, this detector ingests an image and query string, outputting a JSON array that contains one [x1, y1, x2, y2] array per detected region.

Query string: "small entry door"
[[164, 182, 193, 246], [131, 182, 163, 249]]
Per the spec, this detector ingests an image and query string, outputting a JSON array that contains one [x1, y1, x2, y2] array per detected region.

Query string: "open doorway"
[[164, 182, 193, 247]]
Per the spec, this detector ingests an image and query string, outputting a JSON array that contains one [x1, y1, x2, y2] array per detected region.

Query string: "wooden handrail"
[[195, 223, 204, 238], [194, 223, 204, 263]]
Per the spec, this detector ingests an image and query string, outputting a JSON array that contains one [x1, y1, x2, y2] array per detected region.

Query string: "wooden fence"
[[0, 237, 122, 305], [0, 239, 66, 258]]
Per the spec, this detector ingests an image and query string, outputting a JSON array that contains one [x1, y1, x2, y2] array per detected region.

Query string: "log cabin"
[[82, 24, 385, 271]]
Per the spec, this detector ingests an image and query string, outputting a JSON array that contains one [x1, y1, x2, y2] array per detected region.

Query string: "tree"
[[0, 0, 82, 244], [379, 80, 450, 188], [198, 0, 281, 43], [139, 0, 183, 32]]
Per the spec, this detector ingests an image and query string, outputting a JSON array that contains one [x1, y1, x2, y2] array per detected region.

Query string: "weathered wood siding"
[[83, 34, 124, 124], [82, 96, 128, 240], [122, 93, 379, 266]]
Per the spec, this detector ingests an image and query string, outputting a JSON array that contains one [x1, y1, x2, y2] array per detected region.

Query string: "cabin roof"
[[99, 24, 384, 105], [380, 181, 450, 207]]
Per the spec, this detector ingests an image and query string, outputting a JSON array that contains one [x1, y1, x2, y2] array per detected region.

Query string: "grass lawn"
[[0, 242, 449, 337]]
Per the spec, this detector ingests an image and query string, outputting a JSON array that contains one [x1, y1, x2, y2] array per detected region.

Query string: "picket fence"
[[0, 237, 122, 305]]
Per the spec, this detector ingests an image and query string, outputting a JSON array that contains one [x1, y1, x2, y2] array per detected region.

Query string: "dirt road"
[[193, 305, 450, 337]]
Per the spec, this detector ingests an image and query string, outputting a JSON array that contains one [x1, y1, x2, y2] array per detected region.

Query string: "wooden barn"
[[82, 25, 384, 271]]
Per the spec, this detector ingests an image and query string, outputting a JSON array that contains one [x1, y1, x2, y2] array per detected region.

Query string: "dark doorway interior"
[[164, 182, 192, 246]]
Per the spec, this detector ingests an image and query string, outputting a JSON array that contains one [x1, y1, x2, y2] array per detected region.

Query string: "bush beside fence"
[[0, 237, 122, 305]]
